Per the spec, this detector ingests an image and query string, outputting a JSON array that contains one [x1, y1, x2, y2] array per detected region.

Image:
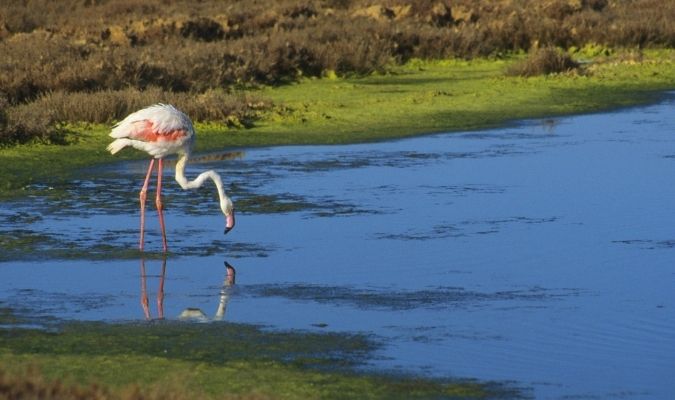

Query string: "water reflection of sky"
[[2, 95, 675, 399]]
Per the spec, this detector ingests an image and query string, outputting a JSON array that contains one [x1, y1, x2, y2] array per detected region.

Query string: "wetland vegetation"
[[1, 0, 674, 398], [1, 54, 674, 197], [0, 313, 511, 399], [1, 0, 674, 196], [1, 0, 674, 148]]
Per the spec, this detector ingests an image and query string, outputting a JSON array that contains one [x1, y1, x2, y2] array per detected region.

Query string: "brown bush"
[[2, 0, 673, 104], [180, 18, 225, 41], [0, 94, 65, 146], [0, 88, 270, 146], [22, 87, 268, 124], [507, 46, 580, 77]]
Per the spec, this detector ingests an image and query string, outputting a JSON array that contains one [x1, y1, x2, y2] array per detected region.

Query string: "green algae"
[[1, 52, 674, 199], [0, 227, 276, 261], [0, 318, 518, 399], [0, 306, 19, 326]]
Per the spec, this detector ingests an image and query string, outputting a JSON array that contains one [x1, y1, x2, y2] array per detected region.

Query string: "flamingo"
[[106, 104, 235, 252]]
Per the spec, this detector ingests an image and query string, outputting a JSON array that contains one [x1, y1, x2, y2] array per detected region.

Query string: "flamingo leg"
[[156, 158, 168, 252], [140, 258, 150, 320], [139, 159, 156, 251]]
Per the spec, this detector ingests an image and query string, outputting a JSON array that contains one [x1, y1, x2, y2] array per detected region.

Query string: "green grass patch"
[[1, 52, 674, 199], [0, 319, 511, 399]]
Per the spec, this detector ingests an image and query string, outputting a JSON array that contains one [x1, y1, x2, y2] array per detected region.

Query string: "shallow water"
[[2, 96, 675, 398]]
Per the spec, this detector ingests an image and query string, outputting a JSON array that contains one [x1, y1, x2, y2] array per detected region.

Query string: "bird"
[[106, 103, 235, 252]]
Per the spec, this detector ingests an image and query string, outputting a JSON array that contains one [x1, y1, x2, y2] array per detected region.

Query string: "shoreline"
[[1, 53, 674, 199]]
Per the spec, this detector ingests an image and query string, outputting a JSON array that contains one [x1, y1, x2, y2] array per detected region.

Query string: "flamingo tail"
[[107, 138, 131, 155]]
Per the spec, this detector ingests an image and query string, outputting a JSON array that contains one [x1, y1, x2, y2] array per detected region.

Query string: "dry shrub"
[[31, 87, 269, 124], [180, 17, 225, 41], [0, 96, 7, 129], [0, 27, 390, 103], [1, 0, 673, 104], [1, 109, 64, 145], [0, 94, 66, 146], [0, 88, 270, 146], [507, 47, 580, 77]]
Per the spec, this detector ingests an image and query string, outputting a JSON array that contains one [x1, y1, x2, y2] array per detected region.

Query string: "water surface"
[[1, 97, 675, 399]]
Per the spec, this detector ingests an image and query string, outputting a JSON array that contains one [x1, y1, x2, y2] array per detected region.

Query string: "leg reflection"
[[140, 258, 150, 320], [157, 257, 167, 320], [139, 257, 167, 321]]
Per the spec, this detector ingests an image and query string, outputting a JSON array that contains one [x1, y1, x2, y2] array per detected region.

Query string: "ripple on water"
[[375, 216, 559, 241], [4, 289, 120, 321]]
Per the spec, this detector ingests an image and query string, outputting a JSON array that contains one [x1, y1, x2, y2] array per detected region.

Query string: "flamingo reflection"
[[179, 261, 236, 322], [139, 258, 236, 321]]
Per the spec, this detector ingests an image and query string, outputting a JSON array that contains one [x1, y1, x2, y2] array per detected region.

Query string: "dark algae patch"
[[376, 217, 560, 241], [0, 227, 275, 261], [244, 284, 579, 311], [0, 318, 521, 399], [2, 321, 374, 369], [0, 306, 19, 326]]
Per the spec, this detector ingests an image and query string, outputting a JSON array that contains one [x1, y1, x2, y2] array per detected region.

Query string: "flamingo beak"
[[224, 211, 235, 235]]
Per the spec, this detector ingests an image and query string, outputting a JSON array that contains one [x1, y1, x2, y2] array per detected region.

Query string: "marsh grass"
[[0, 52, 673, 198], [0, 319, 505, 399], [0, 0, 673, 145], [0, 364, 269, 400]]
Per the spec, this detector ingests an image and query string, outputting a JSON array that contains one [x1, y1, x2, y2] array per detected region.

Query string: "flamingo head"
[[222, 198, 235, 235]]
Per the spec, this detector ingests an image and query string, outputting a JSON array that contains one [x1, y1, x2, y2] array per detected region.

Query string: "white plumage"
[[107, 104, 195, 159]]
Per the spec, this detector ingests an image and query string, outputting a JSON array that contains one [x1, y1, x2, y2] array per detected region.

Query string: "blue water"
[[1, 96, 675, 399]]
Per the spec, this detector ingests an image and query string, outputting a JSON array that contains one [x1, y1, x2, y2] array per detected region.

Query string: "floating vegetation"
[[3, 290, 119, 322], [377, 216, 559, 241], [0, 227, 275, 261], [244, 284, 580, 311], [235, 193, 315, 214], [612, 239, 675, 250]]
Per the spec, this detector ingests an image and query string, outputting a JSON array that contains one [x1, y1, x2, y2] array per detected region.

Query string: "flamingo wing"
[[108, 104, 195, 158], [110, 104, 194, 143], [122, 120, 189, 143]]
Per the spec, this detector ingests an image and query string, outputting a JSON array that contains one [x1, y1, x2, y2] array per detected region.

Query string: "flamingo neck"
[[174, 153, 233, 215], [214, 285, 232, 321]]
